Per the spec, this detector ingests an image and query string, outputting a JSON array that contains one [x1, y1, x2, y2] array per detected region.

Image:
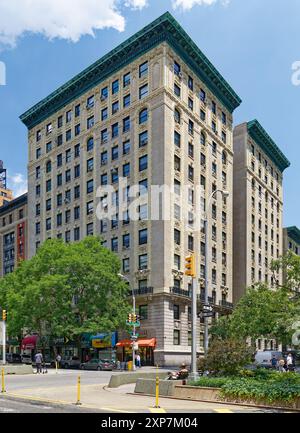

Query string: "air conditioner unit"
[[100, 95, 107, 102]]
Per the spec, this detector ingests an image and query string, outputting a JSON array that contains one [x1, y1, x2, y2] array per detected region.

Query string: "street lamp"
[[118, 273, 137, 371], [203, 190, 229, 356]]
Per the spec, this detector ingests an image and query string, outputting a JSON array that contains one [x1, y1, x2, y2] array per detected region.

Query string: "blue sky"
[[0, 0, 299, 227]]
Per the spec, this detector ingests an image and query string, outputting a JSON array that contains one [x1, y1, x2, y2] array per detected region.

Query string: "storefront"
[[21, 335, 39, 360], [116, 338, 156, 366]]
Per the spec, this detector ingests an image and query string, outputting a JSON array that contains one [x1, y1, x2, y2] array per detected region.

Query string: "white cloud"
[[7, 173, 28, 197], [124, 0, 148, 9], [0, 0, 148, 49], [172, 0, 230, 11]]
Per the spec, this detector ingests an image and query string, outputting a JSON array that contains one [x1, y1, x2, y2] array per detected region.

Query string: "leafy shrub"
[[189, 377, 230, 388], [220, 378, 300, 404], [197, 338, 254, 376]]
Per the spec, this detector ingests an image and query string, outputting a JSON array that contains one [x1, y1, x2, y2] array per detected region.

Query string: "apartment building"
[[20, 12, 241, 366], [0, 193, 28, 277], [0, 161, 13, 207], [233, 121, 290, 303], [283, 226, 300, 291]]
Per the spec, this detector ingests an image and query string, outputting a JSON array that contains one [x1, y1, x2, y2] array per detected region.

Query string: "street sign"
[[202, 305, 213, 312], [126, 321, 141, 328], [131, 335, 138, 341], [198, 312, 214, 319]]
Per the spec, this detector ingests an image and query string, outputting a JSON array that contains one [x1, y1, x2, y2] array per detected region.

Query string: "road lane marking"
[[149, 408, 167, 413], [101, 407, 132, 413], [214, 408, 234, 413]]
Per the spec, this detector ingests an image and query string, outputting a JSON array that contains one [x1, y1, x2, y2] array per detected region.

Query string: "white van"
[[254, 351, 283, 369]]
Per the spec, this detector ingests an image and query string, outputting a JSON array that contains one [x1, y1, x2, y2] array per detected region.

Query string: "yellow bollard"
[[75, 375, 82, 405], [1, 368, 6, 393], [154, 364, 160, 408]]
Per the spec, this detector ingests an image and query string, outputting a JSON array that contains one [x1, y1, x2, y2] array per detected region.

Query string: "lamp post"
[[118, 274, 136, 371], [203, 190, 229, 356]]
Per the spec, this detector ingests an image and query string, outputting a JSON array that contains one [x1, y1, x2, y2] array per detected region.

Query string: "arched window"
[[200, 132, 206, 146], [174, 108, 180, 124], [46, 160, 52, 173], [87, 137, 94, 152], [139, 108, 148, 124]]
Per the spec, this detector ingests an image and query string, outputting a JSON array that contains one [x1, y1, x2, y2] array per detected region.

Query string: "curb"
[[127, 393, 299, 413]]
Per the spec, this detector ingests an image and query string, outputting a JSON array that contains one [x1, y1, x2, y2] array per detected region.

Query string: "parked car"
[[254, 350, 283, 369], [21, 354, 33, 365], [60, 356, 81, 369], [6, 353, 22, 364], [80, 359, 115, 371]]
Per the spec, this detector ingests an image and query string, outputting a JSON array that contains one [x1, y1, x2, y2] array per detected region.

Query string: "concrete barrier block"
[[108, 371, 167, 388], [1, 365, 34, 375], [134, 379, 176, 396]]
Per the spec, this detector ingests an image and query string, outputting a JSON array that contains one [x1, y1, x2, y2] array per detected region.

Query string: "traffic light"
[[185, 255, 195, 277], [127, 313, 133, 323], [2, 310, 7, 322], [132, 314, 137, 324]]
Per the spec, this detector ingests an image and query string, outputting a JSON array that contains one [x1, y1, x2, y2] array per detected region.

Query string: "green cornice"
[[20, 11, 241, 129], [286, 226, 300, 245], [247, 120, 290, 173]]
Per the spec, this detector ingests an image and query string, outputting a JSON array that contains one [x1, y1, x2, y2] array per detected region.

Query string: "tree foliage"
[[210, 254, 300, 346], [0, 237, 130, 344]]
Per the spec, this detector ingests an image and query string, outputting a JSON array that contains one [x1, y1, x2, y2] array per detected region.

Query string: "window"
[[111, 237, 118, 252], [65, 148, 71, 163], [188, 165, 194, 181], [74, 206, 80, 220], [123, 72, 131, 87], [123, 163, 130, 177], [46, 179, 52, 192], [123, 94, 131, 108], [111, 169, 118, 184], [74, 185, 80, 199], [36, 130, 41, 142], [174, 131, 181, 148], [74, 124, 80, 136], [57, 193, 62, 207], [46, 198, 51, 211], [200, 89, 206, 103], [86, 95, 94, 109], [87, 223, 94, 236], [101, 173, 108, 185], [101, 86, 108, 100], [174, 61, 181, 76], [74, 164, 80, 179], [137, 132, 148, 150], [188, 120, 194, 135], [57, 134, 63, 146], [101, 129, 108, 143], [36, 148, 41, 159], [46, 218, 51, 231], [66, 110, 72, 123], [188, 98, 193, 111], [139, 155, 148, 171], [56, 213, 62, 227], [74, 227, 80, 241], [58, 115, 63, 128], [112, 146, 119, 160], [101, 108, 108, 121], [66, 129, 71, 141], [139, 61, 148, 78], [222, 131, 226, 144], [222, 112, 227, 125], [173, 330, 180, 346], [46, 160, 52, 173], [174, 229, 181, 245], [139, 84, 148, 99], [65, 210, 71, 224], [87, 201, 94, 215], [87, 137, 94, 152], [188, 235, 194, 251], [36, 222, 41, 235], [188, 142, 194, 158], [46, 142, 52, 153], [212, 121, 217, 133], [112, 101, 119, 115], [188, 75, 193, 90], [65, 169, 71, 183], [200, 110, 206, 121], [174, 108, 180, 124], [56, 173, 62, 187], [87, 179, 94, 194], [212, 101, 216, 115], [123, 234, 130, 249], [139, 229, 148, 245], [112, 79, 119, 95], [139, 179, 148, 195], [123, 258, 130, 273], [123, 140, 130, 155], [36, 204, 41, 216], [139, 108, 148, 124], [101, 151, 108, 166], [123, 116, 130, 133], [87, 158, 94, 172], [139, 305, 148, 320], [112, 123, 119, 138], [75, 104, 80, 117], [174, 305, 180, 321], [174, 83, 181, 97]]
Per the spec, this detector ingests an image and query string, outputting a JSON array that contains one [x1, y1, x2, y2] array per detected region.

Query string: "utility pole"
[[185, 255, 198, 381]]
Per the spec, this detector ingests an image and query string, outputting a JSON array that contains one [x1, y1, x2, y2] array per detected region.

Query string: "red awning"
[[116, 338, 156, 348], [21, 335, 39, 350]]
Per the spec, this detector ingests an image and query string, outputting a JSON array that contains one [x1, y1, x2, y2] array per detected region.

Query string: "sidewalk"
[[1, 379, 266, 413]]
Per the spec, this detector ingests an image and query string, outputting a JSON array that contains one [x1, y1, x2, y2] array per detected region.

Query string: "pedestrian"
[[56, 354, 62, 369], [34, 350, 43, 374], [177, 363, 189, 385], [286, 353, 295, 372], [136, 353, 141, 368], [278, 358, 286, 373], [271, 355, 278, 370], [116, 360, 121, 371]]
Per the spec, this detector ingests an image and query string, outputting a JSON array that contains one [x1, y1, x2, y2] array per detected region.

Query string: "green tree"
[[0, 237, 130, 356]]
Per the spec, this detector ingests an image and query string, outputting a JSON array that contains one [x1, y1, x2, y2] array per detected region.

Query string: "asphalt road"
[[0, 397, 105, 413]]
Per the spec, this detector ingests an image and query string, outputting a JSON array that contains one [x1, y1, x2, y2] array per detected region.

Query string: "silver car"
[[80, 359, 115, 371]]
